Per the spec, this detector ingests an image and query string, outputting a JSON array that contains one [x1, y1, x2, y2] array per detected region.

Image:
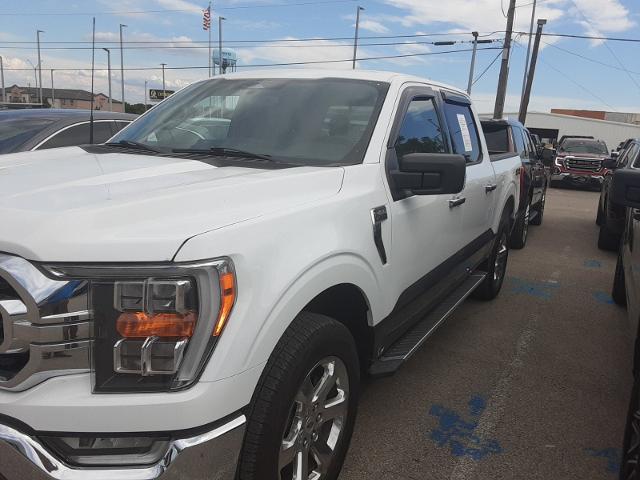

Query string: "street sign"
[[149, 89, 175, 102]]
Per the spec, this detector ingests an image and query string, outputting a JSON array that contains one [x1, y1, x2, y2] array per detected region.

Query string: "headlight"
[[41, 259, 235, 393]]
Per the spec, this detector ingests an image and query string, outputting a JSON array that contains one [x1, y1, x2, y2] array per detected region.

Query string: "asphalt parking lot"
[[341, 187, 634, 480]]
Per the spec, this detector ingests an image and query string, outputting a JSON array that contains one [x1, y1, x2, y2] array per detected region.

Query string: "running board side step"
[[369, 273, 487, 378]]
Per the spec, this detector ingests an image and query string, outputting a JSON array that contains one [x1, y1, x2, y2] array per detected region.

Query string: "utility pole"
[[103, 48, 112, 111], [144, 80, 148, 111], [119, 24, 127, 109], [50, 69, 54, 107], [352, 6, 364, 69], [218, 16, 225, 74], [207, 1, 212, 76], [467, 32, 479, 95], [0, 56, 5, 104], [37, 30, 44, 106], [519, 19, 546, 125], [521, 0, 538, 104], [161, 63, 166, 99], [493, 0, 516, 119]]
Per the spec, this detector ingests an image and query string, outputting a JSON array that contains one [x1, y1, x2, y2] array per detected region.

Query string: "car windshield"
[[0, 117, 57, 154], [560, 140, 608, 154], [111, 77, 389, 166]]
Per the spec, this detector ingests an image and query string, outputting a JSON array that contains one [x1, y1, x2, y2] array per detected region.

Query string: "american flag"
[[203, 5, 211, 31]]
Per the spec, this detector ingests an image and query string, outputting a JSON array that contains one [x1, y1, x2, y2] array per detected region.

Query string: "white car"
[[0, 69, 520, 480]]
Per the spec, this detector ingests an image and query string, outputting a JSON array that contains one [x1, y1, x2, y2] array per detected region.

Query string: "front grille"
[[565, 157, 602, 172], [0, 254, 91, 391]]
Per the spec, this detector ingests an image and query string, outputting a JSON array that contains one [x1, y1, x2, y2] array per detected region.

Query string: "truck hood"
[[0, 147, 344, 262], [557, 152, 607, 159]]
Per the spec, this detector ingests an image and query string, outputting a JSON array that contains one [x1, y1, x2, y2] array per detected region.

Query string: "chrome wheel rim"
[[279, 356, 349, 480], [522, 203, 530, 242], [494, 232, 508, 282], [624, 405, 640, 479]]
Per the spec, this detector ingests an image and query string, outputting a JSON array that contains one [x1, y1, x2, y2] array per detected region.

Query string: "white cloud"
[[359, 19, 390, 34], [154, 0, 203, 14]]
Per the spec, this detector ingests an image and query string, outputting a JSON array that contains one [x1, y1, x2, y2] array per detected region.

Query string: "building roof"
[[3, 85, 122, 103]]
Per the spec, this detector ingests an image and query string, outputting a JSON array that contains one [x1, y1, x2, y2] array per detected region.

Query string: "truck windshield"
[[560, 140, 608, 155], [112, 77, 389, 166]]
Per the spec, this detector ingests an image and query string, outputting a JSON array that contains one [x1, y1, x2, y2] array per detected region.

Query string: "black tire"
[[598, 223, 619, 251], [510, 201, 530, 249], [530, 190, 546, 226], [613, 252, 627, 307], [473, 217, 510, 301], [620, 377, 640, 480], [596, 200, 605, 226], [238, 312, 360, 480]]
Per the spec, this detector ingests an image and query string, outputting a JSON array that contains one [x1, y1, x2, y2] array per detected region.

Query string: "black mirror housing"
[[603, 158, 617, 170], [611, 151, 620, 159], [392, 153, 466, 195], [613, 169, 640, 209], [541, 148, 555, 167]]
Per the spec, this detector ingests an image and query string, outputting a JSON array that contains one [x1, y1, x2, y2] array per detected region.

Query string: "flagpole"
[[208, 2, 212, 77]]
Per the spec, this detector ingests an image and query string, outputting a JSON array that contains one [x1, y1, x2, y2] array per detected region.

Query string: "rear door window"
[[442, 101, 481, 164]]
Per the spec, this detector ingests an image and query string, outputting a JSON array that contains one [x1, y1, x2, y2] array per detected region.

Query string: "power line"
[[472, 49, 503, 86], [0, 0, 359, 16], [0, 39, 502, 51], [1, 46, 501, 72], [543, 41, 640, 76], [512, 31, 640, 43]]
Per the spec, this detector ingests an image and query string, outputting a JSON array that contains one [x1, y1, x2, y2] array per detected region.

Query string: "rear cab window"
[[442, 95, 482, 164]]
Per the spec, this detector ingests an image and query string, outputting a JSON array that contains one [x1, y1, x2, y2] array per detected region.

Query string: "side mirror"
[[603, 158, 618, 170], [613, 169, 640, 208], [611, 151, 620, 159], [541, 148, 555, 167], [391, 153, 466, 195]]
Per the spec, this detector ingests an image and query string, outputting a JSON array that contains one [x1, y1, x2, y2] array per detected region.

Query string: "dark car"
[[551, 138, 611, 189], [0, 109, 137, 154], [597, 139, 640, 250], [481, 118, 550, 249], [608, 164, 640, 478]]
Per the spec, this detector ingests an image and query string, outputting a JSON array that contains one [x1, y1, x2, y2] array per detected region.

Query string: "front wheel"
[[510, 202, 530, 249], [238, 312, 360, 480], [598, 223, 619, 251], [473, 219, 509, 301], [612, 252, 627, 307]]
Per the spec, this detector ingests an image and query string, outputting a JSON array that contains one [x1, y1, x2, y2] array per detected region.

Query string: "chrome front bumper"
[[0, 414, 246, 480], [551, 172, 604, 184]]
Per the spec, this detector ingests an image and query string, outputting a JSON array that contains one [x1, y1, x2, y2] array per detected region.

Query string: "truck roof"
[[206, 69, 470, 97]]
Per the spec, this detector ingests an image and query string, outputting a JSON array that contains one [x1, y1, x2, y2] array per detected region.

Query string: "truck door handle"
[[449, 197, 466, 208], [485, 184, 497, 193]]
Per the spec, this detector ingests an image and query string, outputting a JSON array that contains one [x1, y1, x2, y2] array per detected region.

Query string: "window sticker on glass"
[[456, 113, 473, 152]]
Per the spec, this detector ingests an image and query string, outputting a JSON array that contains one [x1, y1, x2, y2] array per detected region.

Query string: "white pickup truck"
[[0, 70, 520, 480]]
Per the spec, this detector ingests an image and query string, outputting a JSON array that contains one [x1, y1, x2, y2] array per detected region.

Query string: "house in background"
[[1, 85, 124, 112]]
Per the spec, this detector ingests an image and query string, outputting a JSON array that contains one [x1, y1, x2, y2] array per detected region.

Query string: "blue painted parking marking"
[[584, 259, 602, 268], [593, 291, 615, 305], [505, 277, 560, 300], [585, 448, 620, 474], [429, 395, 502, 460]]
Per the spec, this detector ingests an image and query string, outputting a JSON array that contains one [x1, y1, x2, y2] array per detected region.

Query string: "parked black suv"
[[597, 139, 640, 250], [609, 164, 640, 478], [481, 118, 551, 249]]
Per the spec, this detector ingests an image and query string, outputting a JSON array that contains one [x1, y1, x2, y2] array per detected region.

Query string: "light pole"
[[218, 17, 226, 74], [467, 32, 479, 95], [102, 48, 112, 111], [521, 0, 538, 105], [26, 59, 38, 99], [50, 69, 54, 107], [37, 30, 44, 106], [119, 24, 127, 109], [160, 63, 166, 99], [144, 80, 148, 111], [352, 6, 364, 69], [0, 56, 5, 104]]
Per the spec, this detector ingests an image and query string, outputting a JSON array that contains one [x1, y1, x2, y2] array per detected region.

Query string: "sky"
[[0, 0, 638, 114]]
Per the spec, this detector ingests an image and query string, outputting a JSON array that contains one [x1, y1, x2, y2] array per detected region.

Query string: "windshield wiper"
[[106, 140, 161, 153], [172, 147, 274, 162]]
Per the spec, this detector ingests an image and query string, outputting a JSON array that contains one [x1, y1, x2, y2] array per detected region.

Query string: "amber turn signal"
[[213, 272, 235, 336], [116, 311, 197, 338]]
